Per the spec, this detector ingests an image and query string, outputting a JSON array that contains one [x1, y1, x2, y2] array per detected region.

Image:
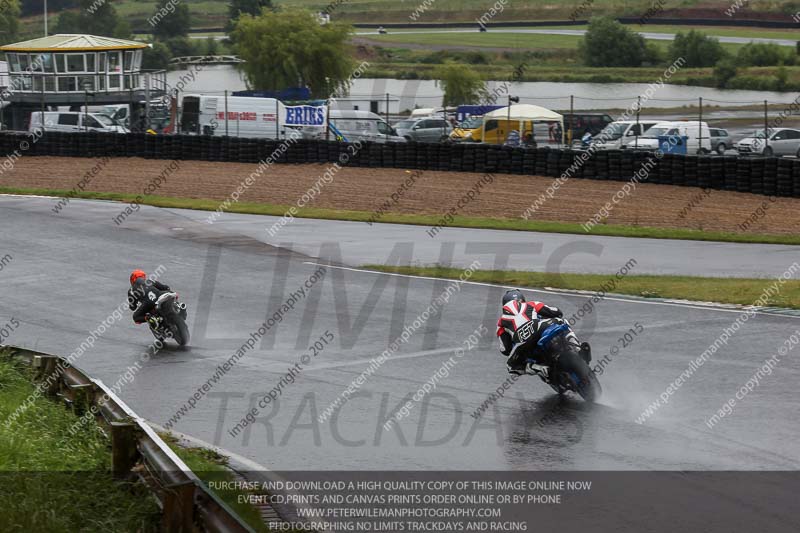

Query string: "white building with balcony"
[[0, 34, 167, 130]]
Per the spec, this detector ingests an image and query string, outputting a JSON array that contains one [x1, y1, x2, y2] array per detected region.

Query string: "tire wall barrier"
[[2, 132, 799, 199]]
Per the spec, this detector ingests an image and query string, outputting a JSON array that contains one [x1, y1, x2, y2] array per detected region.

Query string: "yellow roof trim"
[[1, 44, 147, 52]]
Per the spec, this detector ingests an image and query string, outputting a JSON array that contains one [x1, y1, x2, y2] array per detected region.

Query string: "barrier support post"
[[111, 421, 138, 480], [162, 482, 196, 532]]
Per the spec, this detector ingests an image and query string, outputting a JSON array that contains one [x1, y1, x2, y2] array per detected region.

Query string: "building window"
[[58, 77, 77, 92], [98, 52, 107, 72], [6, 53, 19, 72], [86, 53, 96, 73], [124, 51, 134, 71], [78, 76, 95, 91], [18, 53, 30, 71], [41, 53, 55, 72], [67, 54, 85, 73], [108, 52, 121, 73]]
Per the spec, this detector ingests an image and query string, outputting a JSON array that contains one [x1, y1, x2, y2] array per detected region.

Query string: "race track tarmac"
[[1, 195, 798, 472]]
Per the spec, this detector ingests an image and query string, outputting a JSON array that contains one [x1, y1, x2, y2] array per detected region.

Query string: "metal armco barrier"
[[2, 346, 254, 533], [2, 132, 799, 199]]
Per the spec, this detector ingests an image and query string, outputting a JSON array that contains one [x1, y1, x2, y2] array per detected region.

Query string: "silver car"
[[709, 128, 731, 155], [394, 117, 453, 143], [735, 128, 800, 157]]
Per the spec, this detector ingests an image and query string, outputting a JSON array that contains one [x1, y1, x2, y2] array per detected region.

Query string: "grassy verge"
[[364, 265, 800, 309], [0, 349, 268, 530], [161, 434, 270, 532], [0, 351, 160, 531], [4, 185, 800, 245]]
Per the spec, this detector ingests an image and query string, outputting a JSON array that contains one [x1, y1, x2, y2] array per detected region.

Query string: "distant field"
[[23, 1, 800, 31], [362, 31, 755, 54], [277, 0, 800, 22], [372, 25, 800, 41]]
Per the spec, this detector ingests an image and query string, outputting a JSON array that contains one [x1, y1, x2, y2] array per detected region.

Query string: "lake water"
[[168, 65, 799, 112]]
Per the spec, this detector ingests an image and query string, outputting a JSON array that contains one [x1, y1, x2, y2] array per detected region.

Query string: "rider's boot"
[[526, 363, 549, 380], [506, 351, 527, 375]]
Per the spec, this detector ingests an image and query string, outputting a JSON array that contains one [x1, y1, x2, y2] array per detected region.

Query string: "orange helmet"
[[130, 270, 147, 285]]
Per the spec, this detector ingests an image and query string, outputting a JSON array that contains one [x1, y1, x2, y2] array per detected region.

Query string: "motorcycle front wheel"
[[172, 316, 190, 347]]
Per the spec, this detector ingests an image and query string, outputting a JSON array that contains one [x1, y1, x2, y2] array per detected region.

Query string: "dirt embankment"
[[1, 156, 798, 236]]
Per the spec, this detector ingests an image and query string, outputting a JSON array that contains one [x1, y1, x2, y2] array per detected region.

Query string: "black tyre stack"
[[749, 158, 765, 195], [696, 155, 711, 189], [776, 159, 793, 197], [607, 150, 622, 181], [683, 155, 699, 187], [708, 155, 724, 190], [792, 160, 800, 198], [0, 132, 793, 202], [595, 150, 610, 180], [620, 150, 634, 181], [762, 158, 778, 197], [723, 156, 738, 191], [736, 158, 752, 193]]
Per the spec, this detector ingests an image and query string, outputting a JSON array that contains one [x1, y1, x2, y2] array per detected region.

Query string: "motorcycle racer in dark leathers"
[[497, 289, 591, 376]]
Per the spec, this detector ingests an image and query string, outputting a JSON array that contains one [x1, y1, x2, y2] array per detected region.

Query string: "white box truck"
[[179, 94, 327, 138]]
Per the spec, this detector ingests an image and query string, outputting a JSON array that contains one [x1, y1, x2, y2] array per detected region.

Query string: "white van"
[[625, 121, 712, 154], [179, 94, 327, 138], [328, 110, 406, 143], [592, 120, 658, 150], [29, 111, 129, 133]]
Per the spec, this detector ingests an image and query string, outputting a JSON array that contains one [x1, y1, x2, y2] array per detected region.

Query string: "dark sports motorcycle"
[[520, 318, 601, 402], [149, 292, 190, 347]]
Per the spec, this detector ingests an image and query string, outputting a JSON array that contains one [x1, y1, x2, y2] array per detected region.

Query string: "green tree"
[[433, 63, 488, 106], [668, 30, 725, 68], [163, 36, 195, 57], [53, 11, 81, 34], [713, 57, 738, 89], [773, 66, 789, 91], [579, 17, 646, 67], [21, 0, 77, 17], [142, 41, 172, 70], [0, 0, 21, 45], [232, 9, 355, 98], [205, 36, 220, 56], [150, 0, 192, 41], [53, 0, 129, 38], [737, 42, 795, 66], [227, 0, 272, 32], [643, 41, 664, 66]]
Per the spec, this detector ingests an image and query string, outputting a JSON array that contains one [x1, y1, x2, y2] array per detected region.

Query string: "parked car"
[[735, 128, 800, 157], [560, 113, 614, 142], [393, 117, 452, 142], [29, 111, 129, 133], [624, 121, 712, 154], [709, 128, 731, 155], [592, 120, 658, 150], [328, 110, 406, 143]]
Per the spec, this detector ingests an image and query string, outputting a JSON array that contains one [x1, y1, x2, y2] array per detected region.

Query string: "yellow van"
[[449, 115, 484, 142], [450, 115, 534, 144]]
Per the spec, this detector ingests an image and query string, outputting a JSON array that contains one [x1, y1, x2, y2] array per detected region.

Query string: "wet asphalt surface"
[[1, 195, 799, 473]]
